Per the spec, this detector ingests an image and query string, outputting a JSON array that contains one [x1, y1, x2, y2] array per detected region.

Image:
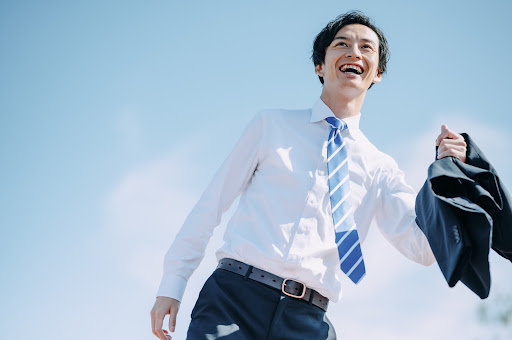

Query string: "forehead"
[[334, 24, 379, 45]]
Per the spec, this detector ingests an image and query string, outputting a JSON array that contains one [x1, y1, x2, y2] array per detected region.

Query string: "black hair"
[[312, 11, 389, 88]]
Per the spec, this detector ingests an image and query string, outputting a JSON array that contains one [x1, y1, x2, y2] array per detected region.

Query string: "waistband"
[[217, 258, 329, 312]]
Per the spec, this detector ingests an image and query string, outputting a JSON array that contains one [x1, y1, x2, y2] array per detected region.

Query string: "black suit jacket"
[[415, 133, 512, 299]]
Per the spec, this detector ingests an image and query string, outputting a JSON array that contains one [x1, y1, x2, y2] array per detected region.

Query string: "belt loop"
[[308, 290, 315, 305], [244, 265, 253, 281]]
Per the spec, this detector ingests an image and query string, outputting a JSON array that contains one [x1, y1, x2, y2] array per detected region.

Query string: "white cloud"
[[102, 137, 227, 284], [101, 140, 232, 339]]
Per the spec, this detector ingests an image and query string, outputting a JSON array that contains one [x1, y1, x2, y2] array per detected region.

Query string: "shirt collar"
[[310, 98, 361, 138]]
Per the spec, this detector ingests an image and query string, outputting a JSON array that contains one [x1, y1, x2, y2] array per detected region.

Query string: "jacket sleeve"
[[156, 112, 264, 301]]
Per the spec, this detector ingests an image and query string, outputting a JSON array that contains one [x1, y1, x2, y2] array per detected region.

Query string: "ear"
[[315, 64, 325, 78], [372, 70, 383, 84]]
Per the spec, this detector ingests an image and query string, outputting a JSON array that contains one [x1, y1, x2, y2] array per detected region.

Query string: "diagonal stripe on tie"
[[332, 202, 353, 225], [335, 229, 352, 246], [348, 261, 366, 284], [328, 158, 348, 179], [330, 175, 349, 197], [339, 237, 360, 263], [327, 140, 346, 162], [347, 257, 364, 277], [338, 233, 365, 281], [325, 116, 366, 284], [333, 207, 353, 229], [331, 191, 350, 213]]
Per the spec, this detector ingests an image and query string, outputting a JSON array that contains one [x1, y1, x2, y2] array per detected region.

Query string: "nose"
[[346, 45, 362, 60]]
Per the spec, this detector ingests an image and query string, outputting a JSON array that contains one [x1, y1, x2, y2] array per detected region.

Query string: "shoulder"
[[257, 107, 312, 126], [252, 107, 318, 146], [243, 107, 313, 139]]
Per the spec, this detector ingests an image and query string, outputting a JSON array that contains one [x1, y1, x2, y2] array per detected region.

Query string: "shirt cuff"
[[156, 275, 188, 302]]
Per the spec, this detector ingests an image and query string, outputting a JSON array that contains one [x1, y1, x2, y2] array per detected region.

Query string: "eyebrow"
[[333, 36, 377, 45]]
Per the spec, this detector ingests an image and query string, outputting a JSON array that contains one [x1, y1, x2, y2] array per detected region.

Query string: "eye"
[[335, 41, 347, 47], [362, 44, 375, 51]]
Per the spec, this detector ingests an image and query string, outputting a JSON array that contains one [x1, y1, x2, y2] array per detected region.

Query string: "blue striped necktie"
[[325, 117, 366, 284]]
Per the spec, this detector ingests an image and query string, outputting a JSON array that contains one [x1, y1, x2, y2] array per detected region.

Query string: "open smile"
[[339, 64, 364, 75]]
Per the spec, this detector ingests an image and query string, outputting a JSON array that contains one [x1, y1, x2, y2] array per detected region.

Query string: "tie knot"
[[325, 117, 348, 131]]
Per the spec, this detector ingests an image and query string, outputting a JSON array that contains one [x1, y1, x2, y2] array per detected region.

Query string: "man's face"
[[315, 24, 382, 93]]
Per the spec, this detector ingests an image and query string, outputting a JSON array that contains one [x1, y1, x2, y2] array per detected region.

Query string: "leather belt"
[[217, 258, 329, 312]]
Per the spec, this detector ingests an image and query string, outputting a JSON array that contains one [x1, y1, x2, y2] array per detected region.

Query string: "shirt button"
[[309, 198, 317, 205]]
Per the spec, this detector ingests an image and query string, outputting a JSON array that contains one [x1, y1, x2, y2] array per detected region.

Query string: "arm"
[[373, 125, 467, 264], [374, 160, 436, 265], [150, 112, 264, 338]]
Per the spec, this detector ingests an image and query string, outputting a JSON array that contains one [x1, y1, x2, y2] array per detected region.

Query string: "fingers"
[[168, 301, 180, 333], [437, 145, 467, 161], [150, 297, 181, 340], [435, 124, 447, 146], [436, 125, 467, 162], [163, 330, 172, 340], [436, 124, 452, 146], [436, 124, 465, 146], [151, 307, 167, 340], [151, 298, 171, 340]]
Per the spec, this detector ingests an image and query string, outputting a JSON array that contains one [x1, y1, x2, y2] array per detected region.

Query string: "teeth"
[[340, 64, 363, 74]]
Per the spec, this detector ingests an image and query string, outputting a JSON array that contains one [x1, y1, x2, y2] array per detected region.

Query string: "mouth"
[[339, 64, 364, 75]]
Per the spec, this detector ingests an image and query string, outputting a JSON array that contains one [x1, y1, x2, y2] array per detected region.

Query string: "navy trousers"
[[187, 268, 337, 340]]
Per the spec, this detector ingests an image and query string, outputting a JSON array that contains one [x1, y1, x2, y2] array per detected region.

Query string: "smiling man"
[[150, 11, 467, 340]]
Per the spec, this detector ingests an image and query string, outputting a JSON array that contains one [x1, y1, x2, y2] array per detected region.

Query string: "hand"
[[435, 124, 467, 163], [151, 296, 181, 340]]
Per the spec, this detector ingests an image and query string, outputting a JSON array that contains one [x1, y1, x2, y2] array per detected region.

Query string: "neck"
[[320, 87, 367, 119]]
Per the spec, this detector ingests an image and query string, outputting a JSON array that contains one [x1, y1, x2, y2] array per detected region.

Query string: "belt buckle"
[[281, 278, 306, 299]]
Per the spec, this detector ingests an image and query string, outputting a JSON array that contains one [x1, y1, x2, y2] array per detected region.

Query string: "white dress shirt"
[[157, 99, 435, 302]]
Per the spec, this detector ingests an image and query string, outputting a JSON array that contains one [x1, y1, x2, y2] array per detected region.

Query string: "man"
[[151, 11, 467, 340]]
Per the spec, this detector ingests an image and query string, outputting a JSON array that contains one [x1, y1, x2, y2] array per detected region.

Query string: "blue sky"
[[1, 1, 511, 339]]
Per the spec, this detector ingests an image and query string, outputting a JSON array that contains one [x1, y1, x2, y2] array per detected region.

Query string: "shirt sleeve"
[[373, 157, 436, 266], [156, 112, 264, 301]]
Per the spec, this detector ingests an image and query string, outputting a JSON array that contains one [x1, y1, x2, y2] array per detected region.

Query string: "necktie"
[[325, 117, 366, 284]]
